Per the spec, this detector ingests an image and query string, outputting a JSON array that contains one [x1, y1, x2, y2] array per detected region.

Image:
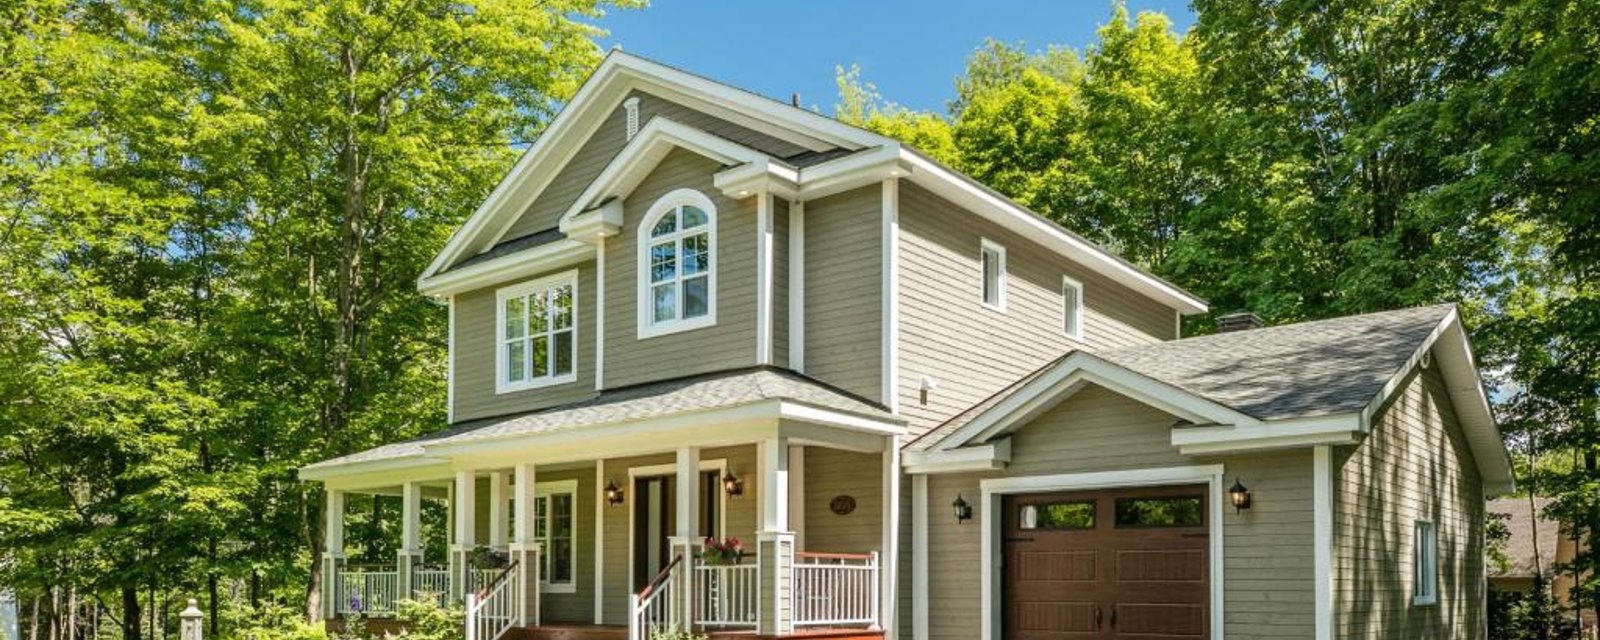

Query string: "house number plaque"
[[830, 495, 857, 515]]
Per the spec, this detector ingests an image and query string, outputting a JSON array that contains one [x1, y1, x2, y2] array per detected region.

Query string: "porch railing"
[[629, 555, 681, 640], [692, 557, 759, 627], [411, 565, 451, 605], [465, 561, 519, 640], [792, 552, 879, 628], [336, 566, 401, 616]]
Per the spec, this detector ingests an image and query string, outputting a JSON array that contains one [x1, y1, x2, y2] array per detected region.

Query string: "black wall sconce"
[[1228, 478, 1252, 513], [604, 480, 625, 507], [722, 471, 744, 497], [952, 494, 973, 523]]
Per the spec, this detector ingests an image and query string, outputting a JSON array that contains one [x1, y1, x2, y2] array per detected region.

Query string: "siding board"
[[802, 185, 883, 402]]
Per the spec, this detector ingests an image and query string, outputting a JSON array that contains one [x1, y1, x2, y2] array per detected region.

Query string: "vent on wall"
[[624, 96, 640, 140], [1216, 311, 1265, 333]]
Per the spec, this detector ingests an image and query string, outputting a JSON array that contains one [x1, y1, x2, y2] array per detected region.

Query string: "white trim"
[[788, 201, 805, 372], [911, 473, 929, 640], [978, 465, 1225, 640], [494, 270, 581, 395], [421, 239, 592, 299], [882, 179, 901, 414], [532, 479, 580, 594], [902, 440, 1011, 474], [1060, 275, 1084, 342], [879, 436, 901, 639], [594, 460, 606, 623], [755, 192, 774, 365], [595, 240, 606, 391], [447, 296, 457, 423], [1412, 519, 1438, 606], [979, 238, 1007, 312], [788, 445, 805, 549], [636, 188, 719, 339], [1314, 445, 1333, 639]]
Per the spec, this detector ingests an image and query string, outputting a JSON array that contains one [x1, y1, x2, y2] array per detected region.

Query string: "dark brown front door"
[[1003, 485, 1209, 640]]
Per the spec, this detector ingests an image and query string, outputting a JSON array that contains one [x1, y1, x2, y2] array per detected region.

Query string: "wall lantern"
[[952, 494, 973, 523], [604, 480, 625, 507], [722, 471, 744, 498], [1228, 478, 1252, 513]]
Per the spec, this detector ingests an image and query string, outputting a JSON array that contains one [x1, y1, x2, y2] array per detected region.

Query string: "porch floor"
[[507, 624, 885, 640]]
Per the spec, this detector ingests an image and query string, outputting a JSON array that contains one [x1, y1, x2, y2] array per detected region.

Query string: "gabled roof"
[[417, 50, 1208, 314], [907, 304, 1514, 493]]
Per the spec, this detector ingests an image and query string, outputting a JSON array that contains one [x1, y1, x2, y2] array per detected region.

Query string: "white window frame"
[[534, 479, 579, 593], [980, 238, 1007, 311], [495, 270, 579, 395], [1062, 275, 1084, 341], [1413, 520, 1438, 605], [637, 188, 718, 339]]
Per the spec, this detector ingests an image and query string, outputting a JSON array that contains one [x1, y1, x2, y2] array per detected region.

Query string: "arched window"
[[638, 188, 716, 337]]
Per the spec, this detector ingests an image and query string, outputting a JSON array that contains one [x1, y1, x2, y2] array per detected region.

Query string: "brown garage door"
[[1003, 485, 1209, 640]]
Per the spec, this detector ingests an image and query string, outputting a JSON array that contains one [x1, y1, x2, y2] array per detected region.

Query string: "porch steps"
[[508, 625, 885, 640]]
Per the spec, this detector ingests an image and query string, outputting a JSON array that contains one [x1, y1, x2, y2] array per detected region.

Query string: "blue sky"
[[595, 1, 1195, 115]]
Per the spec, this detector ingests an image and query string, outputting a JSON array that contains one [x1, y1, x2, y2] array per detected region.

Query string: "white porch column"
[[322, 489, 346, 619], [757, 438, 794, 636], [489, 471, 508, 551], [398, 482, 422, 601], [670, 447, 700, 629], [511, 463, 541, 627], [880, 436, 902, 636], [788, 445, 806, 551], [452, 470, 477, 601]]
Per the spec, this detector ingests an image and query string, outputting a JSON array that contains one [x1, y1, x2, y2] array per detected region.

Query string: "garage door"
[[1003, 485, 1209, 639]]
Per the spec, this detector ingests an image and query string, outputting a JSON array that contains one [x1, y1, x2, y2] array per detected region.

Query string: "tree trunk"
[[120, 587, 140, 640]]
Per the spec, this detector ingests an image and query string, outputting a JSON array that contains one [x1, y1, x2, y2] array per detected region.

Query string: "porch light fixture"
[[1228, 478, 1252, 513], [952, 494, 972, 523], [722, 471, 744, 498], [604, 480, 624, 507]]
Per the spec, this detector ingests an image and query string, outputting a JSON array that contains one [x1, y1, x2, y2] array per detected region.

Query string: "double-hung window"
[[639, 188, 717, 337], [1413, 520, 1438, 605], [496, 271, 577, 394], [533, 481, 577, 592], [980, 239, 1006, 310]]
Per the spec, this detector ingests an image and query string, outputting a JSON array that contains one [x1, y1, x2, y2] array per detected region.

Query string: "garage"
[[1002, 485, 1210, 639]]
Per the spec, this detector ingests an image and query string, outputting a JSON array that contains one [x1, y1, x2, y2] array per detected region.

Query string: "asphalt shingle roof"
[[1488, 497, 1561, 579]]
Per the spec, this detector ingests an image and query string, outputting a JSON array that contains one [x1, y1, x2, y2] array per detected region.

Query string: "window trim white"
[[1061, 275, 1084, 341], [979, 238, 1006, 312], [1413, 519, 1438, 606], [495, 270, 580, 395], [637, 188, 718, 339], [533, 479, 579, 593]]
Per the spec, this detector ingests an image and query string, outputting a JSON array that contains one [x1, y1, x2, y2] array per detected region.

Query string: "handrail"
[[638, 554, 682, 600], [630, 555, 684, 640], [795, 551, 875, 561], [476, 560, 519, 598], [466, 560, 522, 640]]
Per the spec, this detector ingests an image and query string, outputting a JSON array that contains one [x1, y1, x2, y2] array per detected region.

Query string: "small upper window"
[[638, 189, 717, 338], [1414, 520, 1438, 605], [497, 271, 578, 393], [980, 239, 1006, 310], [1062, 276, 1084, 340]]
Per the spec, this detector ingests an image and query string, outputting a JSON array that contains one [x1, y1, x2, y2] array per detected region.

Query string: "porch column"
[[670, 447, 701, 629], [398, 481, 422, 601], [511, 463, 541, 627], [451, 470, 477, 601], [879, 436, 902, 636], [322, 489, 346, 619], [489, 471, 508, 552], [757, 438, 794, 637]]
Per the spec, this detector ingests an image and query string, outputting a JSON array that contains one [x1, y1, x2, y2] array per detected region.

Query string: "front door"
[[1002, 485, 1209, 639], [632, 471, 723, 590]]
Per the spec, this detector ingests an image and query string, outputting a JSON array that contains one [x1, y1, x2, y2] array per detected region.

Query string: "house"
[[1488, 497, 1595, 635], [298, 51, 1515, 640]]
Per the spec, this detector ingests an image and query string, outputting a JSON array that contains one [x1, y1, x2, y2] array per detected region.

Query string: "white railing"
[[465, 561, 519, 640], [337, 567, 401, 615], [412, 567, 451, 605], [693, 559, 759, 628], [468, 568, 500, 594], [629, 555, 681, 640], [792, 552, 879, 627]]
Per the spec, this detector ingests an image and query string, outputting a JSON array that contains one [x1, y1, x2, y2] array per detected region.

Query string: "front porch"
[[320, 436, 899, 640]]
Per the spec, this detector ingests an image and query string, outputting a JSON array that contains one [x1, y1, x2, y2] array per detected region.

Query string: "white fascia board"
[[1171, 414, 1363, 455], [713, 160, 800, 200], [1176, 430, 1361, 456], [560, 198, 624, 244], [903, 440, 1011, 475], [794, 145, 914, 201], [299, 456, 454, 486], [776, 401, 906, 436], [416, 238, 592, 297], [899, 150, 1208, 315]]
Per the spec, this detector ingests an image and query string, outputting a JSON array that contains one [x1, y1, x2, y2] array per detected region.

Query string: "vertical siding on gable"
[[1333, 366, 1485, 639], [897, 182, 1178, 438], [803, 184, 883, 402], [602, 148, 758, 388], [919, 385, 1317, 640], [452, 265, 598, 423], [498, 91, 811, 243]]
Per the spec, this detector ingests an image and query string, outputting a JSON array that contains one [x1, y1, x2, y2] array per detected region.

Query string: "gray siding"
[[802, 184, 883, 402], [897, 182, 1178, 437], [499, 91, 810, 243], [1333, 365, 1485, 639], [452, 265, 598, 423], [802, 448, 884, 555], [602, 148, 759, 389], [920, 385, 1317, 640]]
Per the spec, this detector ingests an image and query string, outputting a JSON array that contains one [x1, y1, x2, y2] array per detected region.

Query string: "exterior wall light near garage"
[[953, 494, 973, 523], [1228, 478, 1252, 513]]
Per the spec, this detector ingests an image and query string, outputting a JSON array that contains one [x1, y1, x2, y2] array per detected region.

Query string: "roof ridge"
[[1107, 302, 1457, 354]]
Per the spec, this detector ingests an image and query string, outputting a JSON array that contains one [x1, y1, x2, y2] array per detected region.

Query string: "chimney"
[[791, 92, 802, 108], [1216, 311, 1264, 333]]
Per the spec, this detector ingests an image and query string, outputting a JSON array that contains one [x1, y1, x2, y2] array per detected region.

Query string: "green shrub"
[[647, 627, 707, 640], [391, 599, 465, 640]]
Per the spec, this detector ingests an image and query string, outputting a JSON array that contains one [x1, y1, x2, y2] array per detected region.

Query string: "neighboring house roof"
[[301, 367, 892, 476], [1489, 497, 1561, 579], [906, 304, 1515, 493]]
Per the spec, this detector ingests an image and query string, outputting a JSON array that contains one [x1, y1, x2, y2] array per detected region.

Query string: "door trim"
[[979, 465, 1225, 640], [626, 459, 728, 596]]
